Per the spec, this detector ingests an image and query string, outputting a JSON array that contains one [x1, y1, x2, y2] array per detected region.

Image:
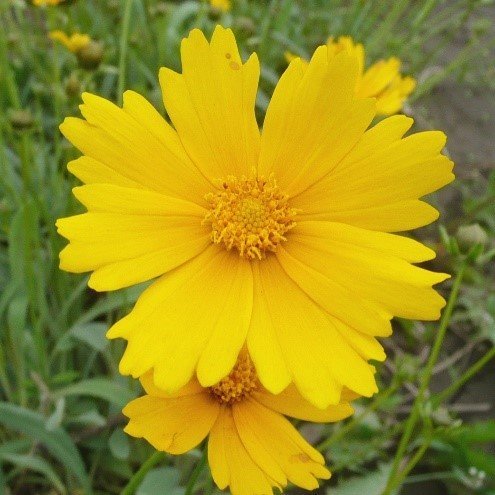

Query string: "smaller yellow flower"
[[33, 0, 64, 5], [49, 30, 91, 54], [286, 35, 416, 115], [124, 354, 355, 495], [210, 0, 231, 12]]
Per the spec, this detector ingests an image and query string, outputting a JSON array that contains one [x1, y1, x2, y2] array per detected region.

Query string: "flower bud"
[[456, 224, 488, 250], [76, 41, 104, 70], [8, 109, 34, 131], [65, 73, 81, 97]]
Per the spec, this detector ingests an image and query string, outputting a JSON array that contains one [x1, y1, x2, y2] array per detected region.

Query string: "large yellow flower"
[[124, 354, 352, 495], [57, 26, 453, 408], [286, 35, 416, 115]]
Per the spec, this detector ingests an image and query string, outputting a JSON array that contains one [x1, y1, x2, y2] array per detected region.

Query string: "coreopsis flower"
[[57, 26, 453, 408], [49, 30, 91, 54], [286, 35, 416, 115], [49, 31, 103, 69], [33, 0, 64, 5], [210, 0, 231, 12], [124, 354, 353, 495]]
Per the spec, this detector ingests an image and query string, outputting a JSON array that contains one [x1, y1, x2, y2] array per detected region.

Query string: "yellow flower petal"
[[60, 91, 210, 205], [56, 190, 210, 291], [210, 0, 231, 12], [108, 246, 253, 394], [286, 222, 450, 321], [326, 36, 365, 75], [311, 199, 439, 232], [331, 320, 387, 362], [233, 399, 331, 490], [208, 404, 330, 495], [209, 407, 275, 495], [72, 184, 206, 216], [375, 75, 417, 115], [139, 371, 205, 398], [259, 48, 376, 196], [159, 26, 260, 180], [293, 117, 454, 232], [253, 384, 354, 423], [357, 57, 401, 98], [67, 156, 145, 189], [49, 31, 90, 53], [123, 391, 219, 455], [277, 243, 392, 336], [291, 221, 437, 262], [248, 256, 378, 408]]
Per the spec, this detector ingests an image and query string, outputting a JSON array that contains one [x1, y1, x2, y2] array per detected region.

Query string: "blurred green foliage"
[[0, 0, 494, 494]]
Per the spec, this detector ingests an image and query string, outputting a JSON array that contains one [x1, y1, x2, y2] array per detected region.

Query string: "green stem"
[[257, 0, 280, 62], [118, 0, 133, 104], [184, 449, 208, 495], [382, 260, 467, 495], [385, 430, 433, 494], [121, 451, 166, 495], [432, 346, 495, 408]]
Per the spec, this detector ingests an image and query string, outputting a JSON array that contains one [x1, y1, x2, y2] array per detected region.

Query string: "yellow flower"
[[286, 35, 416, 115], [57, 26, 454, 409], [210, 0, 231, 12], [33, 0, 64, 5], [49, 30, 91, 54], [124, 354, 353, 495]]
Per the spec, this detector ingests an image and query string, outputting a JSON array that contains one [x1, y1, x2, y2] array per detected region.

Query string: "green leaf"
[[70, 322, 109, 352], [0, 402, 91, 493], [53, 378, 136, 408], [109, 427, 130, 460], [328, 463, 393, 495], [464, 448, 495, 476], [0, 452, 66, 494], [137, 467, 184, 495], [451, 420, 495, 444]]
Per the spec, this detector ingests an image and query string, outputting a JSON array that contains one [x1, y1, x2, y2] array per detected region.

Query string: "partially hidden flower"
[[49, 30, 103, 69], [33, 0, 65, 6], [57, 26, 454, 409], [210, 0, 231, 12], [124, 354, 353, 495], [49, 30, 91, 54], [286, 35, 416, 115]]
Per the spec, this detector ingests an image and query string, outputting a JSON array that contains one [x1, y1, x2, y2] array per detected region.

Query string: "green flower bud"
[[456, 224, 488, 250], [76, 41, 104, 70], [8, 109, 34, 130]]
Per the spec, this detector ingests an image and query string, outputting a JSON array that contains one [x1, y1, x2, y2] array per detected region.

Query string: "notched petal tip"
[[58, 116, 77, 136], [258, 375, 291, 397]]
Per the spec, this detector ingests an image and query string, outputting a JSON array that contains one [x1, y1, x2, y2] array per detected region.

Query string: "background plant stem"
[[382, 260, 468, 495], [121, 451, 167, 495]]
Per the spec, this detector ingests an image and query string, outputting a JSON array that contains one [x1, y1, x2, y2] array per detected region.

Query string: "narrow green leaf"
[[53, 378, 136, 408], [0, 402, 91, 493], [109, 427, 131, 460], [0, 452, 66, 494], [137, 467, 184, 495], [328, 463, 393, 495]]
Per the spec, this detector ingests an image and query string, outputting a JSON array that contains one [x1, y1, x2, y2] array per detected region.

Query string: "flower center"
[[209, 354, 258, 405], [204, 176, 297, 260]]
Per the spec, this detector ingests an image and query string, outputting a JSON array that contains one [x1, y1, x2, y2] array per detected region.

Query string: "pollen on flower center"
[[209, 354, 259, 405], [204, 176, 297, 260]]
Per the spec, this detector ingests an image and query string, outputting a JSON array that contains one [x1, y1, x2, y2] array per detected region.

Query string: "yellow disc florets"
[[204, 176, 297, 260], [209, 354, 259, 405]]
